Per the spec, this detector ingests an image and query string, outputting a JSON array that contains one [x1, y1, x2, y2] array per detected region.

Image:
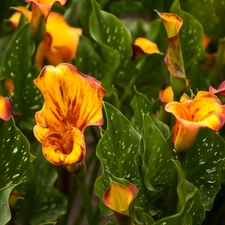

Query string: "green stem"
[[76, 164, 98, 225]]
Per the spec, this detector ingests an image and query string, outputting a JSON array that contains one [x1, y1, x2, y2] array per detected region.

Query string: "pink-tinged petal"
[[165, 91, 225, 152], [25, 0, 67, 19], [133, 37, 163, 55], [209, 80, 225, 97], [103, 181, 137, 214], [0, 96, 11, 121], [41, 128, 86, 165]]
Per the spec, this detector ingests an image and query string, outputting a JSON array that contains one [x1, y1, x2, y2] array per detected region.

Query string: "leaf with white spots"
[[14, 143, 67, 224], [154, 160, 205, 225], [0, 117, 34, 224], [171, 0, 207, 72], [90, 1, 132, 60], [0, 117, 34, 188], [75, 35, 108, 81], [0, 184, 18, 225], [95, 102, 148, 215], [181, 128, 225, 211], [141, 114, 175, 191], [180, 0, 225, 44], [131, 89, 170, 138], [0, 23, 42, 130]]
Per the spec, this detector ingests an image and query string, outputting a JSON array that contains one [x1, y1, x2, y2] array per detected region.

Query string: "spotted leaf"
[[181, 128, 225, 211], [95, 102, 147, 215], [0, 23, 42, 130], [0, 117, 34, 224], [14, 143, 67, 224], [154, 160, 205, 225]]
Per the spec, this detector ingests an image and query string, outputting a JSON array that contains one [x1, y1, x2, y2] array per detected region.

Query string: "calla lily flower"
[[0, 78, 14, 121], [0, 96, 11, 121], [33, 63, 105, 165], [209, 80, 225, 97], [25, 0, 67, 19], [159, 86, 190, 103], [104, 181, 138, 225], [9, 8, 82, 69], [35, 12, 82, 68], [133, 37, 162, 55], [165, 91, 225, 152]]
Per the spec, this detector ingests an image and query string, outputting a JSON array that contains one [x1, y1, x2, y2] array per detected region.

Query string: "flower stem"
[[76, 164, 98, 225]]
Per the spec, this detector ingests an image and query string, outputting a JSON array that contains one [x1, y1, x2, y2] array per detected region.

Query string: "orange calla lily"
[[33, 63, 105, 165], [0, 96, 11, 121], [25, 0, 67, 19], [209, 80, 225, 97], [9, 8, 82, 69], [35, 12, 82, 68], [165, 91, 225, 152], [159, 86, 190, 103]]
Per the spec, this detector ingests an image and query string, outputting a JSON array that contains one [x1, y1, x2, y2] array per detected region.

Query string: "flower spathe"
[[35, 12, 82, 68], [209, 80, 225, 97], [133, 37, 162, 55], [33, 63, 105, 165], [165, 91, 225, 152], [0, 96, 11, 121], [25, 0, 67, 19]]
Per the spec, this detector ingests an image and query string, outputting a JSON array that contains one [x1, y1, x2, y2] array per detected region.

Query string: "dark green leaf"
[[15, 143, 66, 224], [95, 102, 147, 215], [0, 117, 34, 188], [171, 0, 207, 72], [181, 128, 225, 211], [0, 184, 18, 225], [0, 23, 42, 130]]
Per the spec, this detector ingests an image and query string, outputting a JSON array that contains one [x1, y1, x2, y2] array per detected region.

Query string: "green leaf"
[[180, 0, 225, 45], [15, 143, 67, 224], [75, 35, 107, 81], [154, 160, 205, 225], [141, 114, 175, 191], [0, 117, 33, 225], [130, 89, 170, 138], [0, 117, 34, 188], [171, 0, 207, 72], [0, 23, 42, 130], [0, 184, 18, 225], [90, 1, 132, 59], [95, 102, 147, 215], [181, 128, 225, 211]]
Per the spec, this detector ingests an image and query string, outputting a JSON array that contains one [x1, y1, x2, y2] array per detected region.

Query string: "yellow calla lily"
[[165, 91, 225, 152], [133, 37, 163, 55], [159, 86, 190, 103], [33, 63, 105, 165]]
